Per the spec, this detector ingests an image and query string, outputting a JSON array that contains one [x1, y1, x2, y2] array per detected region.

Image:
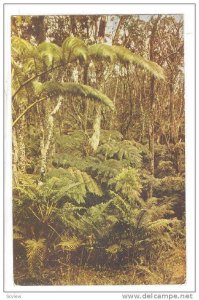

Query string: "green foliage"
[[37, 42, 62, 67], [88, 44, 117, 63], [156, 160, 176, 177], [12, 23, 184, 285], [88, 159, 128, 182], [58, 236, 83, 251], [112, 45, 165, 79], [154, 176, 185, 197], [13, 167, 102, 208], [97, 140, 142, 167], [40, 81, 114, 110], [62, 36, 88, 63], [100, 129, 123, 144], [24, 239, 46, 276], [88, 43, 165, 80], [47, 167, 102, 204], [12, 36, 35, 59], [109, 168, 142, 204]]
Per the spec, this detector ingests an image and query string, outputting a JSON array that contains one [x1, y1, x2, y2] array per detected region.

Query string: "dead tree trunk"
[[148, 15, 161, 199]]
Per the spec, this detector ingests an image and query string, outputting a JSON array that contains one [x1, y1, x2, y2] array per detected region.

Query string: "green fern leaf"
[[24, 239, 46, 276], [41, 81, 114, 110], [58, 236, 82, 251], [12, 36, 35, 59], [88, 44, 117, 63], [37, 42, 62, 67], [62, 36, 88, 63], [112, 45, 165, 80]]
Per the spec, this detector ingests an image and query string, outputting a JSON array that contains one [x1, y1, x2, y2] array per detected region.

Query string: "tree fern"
[[40, 81, 114, 110], [46, 167, 103, 204], [108, 168, 143, 206], [87, 43, 165, 79], [88, 159, 128, 182]]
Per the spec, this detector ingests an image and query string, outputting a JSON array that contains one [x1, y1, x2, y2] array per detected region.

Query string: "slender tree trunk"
[[31, 16, 46, 44], [89, 103, 101, 151], [148, 16, 161, 199], [148, 79, 155, 199], [98, 16, 107, 42], [139, 87, 146, 143], [83, 64, 89, 132], [112, 16, 126, 45], [70, 16, 77, 36], [13, 128, 19, 185], [40, 97, 62, 179], [89, 18, 108, 151], [169, 80, 174, 143], [17, 105, 26, 173]]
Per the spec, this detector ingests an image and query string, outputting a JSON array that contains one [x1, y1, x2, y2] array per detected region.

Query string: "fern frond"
[[24, 239, 46, 276], [12, 36, 35, 59], [47, 167, 103, 204], [58, 236, 82, 251], [89, 159, 126, 182], [88, 44, 117, 63], [41, 81, 114, 110], [37, 42, 62, 67], [154, 176, 185, 196], [97, 140, 142, 167], [147, 218, 180, 234], [112, 45, 165, 80], [62, 36, 88, 63], [109, 168, 142, 205], [13, 225, 24, 240]]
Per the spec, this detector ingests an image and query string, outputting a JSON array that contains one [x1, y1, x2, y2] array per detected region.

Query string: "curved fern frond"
[[88, 44, 117, 63], [55, 167, 103, 204], [112, 45, 165, 80], [62, 37, 88, 63], [109, 168, 143, 206], [58, 236, 83, 251], [45, 167, 103, 204], [97, 140, 142, 167], [12, 36, 35, 59], [24, 239, 46, 276], [41, 81, 114, 110], [37, 42, 62, 67]]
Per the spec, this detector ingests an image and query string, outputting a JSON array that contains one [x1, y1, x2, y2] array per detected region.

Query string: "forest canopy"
[[12, 15, 185, 285]]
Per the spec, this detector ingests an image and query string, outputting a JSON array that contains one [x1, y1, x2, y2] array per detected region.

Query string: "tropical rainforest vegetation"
[[12, 15, 185, 285]]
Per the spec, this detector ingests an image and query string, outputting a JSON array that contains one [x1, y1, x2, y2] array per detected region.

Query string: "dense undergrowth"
[[13, 130, 185, 285]]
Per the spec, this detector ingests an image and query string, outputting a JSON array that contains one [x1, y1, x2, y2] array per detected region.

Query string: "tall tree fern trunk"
[[40, 97, 62, 179], [89, 103, 101, 151], [89, 18, 107, 151], [17, 105, 26, 173]]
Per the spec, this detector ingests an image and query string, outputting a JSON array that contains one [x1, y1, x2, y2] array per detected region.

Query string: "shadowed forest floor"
[[14, 243, 185, 285]]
